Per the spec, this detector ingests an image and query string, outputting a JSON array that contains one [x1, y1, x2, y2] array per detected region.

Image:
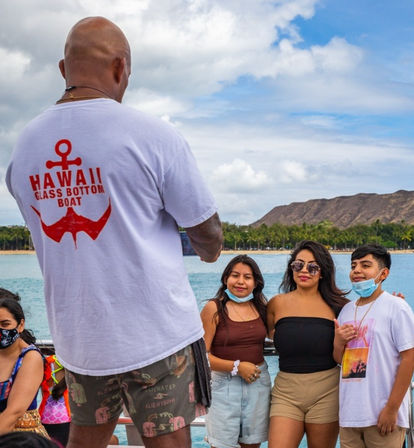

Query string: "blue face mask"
[[351, 272, 382, 298], [225, 289, 254, 303]]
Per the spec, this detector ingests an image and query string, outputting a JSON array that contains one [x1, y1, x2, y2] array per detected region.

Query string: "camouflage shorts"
[[65, 343, 207, 437]]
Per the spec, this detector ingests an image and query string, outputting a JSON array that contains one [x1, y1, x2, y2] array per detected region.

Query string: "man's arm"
[[184, 212, 222, 262], [377, 347, 414, 435]]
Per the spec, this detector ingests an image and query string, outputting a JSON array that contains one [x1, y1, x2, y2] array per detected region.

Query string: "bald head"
[[65, 17, 130, 67], [59, 17, 131, 102]]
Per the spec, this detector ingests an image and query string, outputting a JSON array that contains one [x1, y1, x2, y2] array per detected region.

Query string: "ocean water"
[[1, 252, 413, 446]]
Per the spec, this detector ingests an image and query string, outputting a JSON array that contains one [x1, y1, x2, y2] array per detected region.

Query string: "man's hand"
[[334, 319, 357, 345], [377, 404, 398, 435], [392, 291, 405, 300]]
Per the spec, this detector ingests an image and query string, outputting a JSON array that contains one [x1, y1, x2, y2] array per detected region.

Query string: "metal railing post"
[[406, 381, 414, 448]]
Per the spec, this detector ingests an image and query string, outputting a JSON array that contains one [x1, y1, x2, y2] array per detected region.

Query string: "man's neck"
[[56, 85, 113, 103], [356, 287, 383, 306]]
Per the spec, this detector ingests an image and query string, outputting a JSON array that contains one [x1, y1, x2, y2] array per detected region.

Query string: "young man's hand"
[[334, 319, 357, 346], [377, 404, 398, 435], [333, 319, 357, 363]]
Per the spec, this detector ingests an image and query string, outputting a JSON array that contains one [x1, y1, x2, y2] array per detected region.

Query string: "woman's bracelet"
[[231, 359, 240, 376]]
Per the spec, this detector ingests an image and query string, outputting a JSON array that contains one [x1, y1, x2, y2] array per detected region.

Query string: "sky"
[[1, 0, 414, 226]]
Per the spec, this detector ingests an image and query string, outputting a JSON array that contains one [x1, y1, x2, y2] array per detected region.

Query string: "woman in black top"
[[267, 240, 348, 448]]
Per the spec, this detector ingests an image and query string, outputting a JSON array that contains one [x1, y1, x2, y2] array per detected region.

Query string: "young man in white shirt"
[[334, 244, 414, 448]]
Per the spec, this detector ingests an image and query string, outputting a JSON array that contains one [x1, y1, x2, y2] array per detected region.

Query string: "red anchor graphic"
[[32, 139, 111, 246], [46, 139, 82, 170]]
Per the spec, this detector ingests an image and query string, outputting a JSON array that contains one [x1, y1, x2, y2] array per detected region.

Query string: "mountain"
[[252, 190, 414, 229]]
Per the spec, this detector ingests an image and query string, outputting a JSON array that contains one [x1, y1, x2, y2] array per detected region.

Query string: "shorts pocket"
[[258, 370, 271, 388], [211, 372, 229, 391]]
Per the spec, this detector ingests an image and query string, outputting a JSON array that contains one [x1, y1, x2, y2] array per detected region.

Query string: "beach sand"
[[1, 249, 412, 255], [0, 250, 36, 255], [222, 249, 413, 255]]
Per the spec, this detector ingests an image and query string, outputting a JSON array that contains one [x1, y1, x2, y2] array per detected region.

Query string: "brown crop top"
[[210, 300, 266, 365]]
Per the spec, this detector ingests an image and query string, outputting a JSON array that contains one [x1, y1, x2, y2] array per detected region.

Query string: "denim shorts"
[[205, 361, 271, 448]]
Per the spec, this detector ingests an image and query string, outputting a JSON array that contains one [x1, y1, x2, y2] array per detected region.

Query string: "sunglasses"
[[290, 260, 321, 276]]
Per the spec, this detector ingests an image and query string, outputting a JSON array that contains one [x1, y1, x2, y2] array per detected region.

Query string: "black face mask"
[[0, 328, 19, 349]]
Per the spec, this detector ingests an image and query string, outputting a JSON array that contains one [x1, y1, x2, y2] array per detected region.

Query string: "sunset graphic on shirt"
[[342, 318, 375, 380]]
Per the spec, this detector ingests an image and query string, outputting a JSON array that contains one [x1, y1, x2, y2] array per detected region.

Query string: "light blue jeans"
[[206, 361, 271, 448]]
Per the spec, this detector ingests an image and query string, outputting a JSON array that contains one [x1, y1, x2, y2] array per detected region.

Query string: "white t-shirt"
[[7, 99, 217, 375], [338, 291, 414, 428]]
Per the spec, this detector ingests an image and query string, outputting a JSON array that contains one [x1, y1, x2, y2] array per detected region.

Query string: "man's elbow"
[[185, 212, 223, 262], [201, 243, 222, 262]]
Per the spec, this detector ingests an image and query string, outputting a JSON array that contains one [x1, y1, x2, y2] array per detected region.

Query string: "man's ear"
[[59, 59, 66, 79], [112, 56, 125, 84], [380, 267, 390, 282]]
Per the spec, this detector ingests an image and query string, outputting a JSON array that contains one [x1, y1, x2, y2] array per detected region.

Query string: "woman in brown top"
[[201, 255, 269, 448]]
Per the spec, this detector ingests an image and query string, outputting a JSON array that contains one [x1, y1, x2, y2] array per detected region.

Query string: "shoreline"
[[222, 249, 413, 255], [0, 250, 36, 255], [1, 249, 413, 255]]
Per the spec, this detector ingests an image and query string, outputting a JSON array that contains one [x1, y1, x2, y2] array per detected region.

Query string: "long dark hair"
[[0, 288, 36, 345], [0, 432, 61, 447], [280, 240, 349, 316], [213, 255, 267, 325], [51, 376, 67, 401]]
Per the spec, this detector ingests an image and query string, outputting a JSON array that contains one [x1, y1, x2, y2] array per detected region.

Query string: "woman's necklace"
[[228, 301, 257, 322], [353, 298, 376, 333]]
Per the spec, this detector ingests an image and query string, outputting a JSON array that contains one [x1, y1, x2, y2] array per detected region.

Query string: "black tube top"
[[274, 317, 337, 373]]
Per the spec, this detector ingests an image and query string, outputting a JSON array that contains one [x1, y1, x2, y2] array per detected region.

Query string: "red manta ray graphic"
[[31, 200, 111, 247]]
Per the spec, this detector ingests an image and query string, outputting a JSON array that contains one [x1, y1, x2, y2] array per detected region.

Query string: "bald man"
[[7, 17, 222, 448]]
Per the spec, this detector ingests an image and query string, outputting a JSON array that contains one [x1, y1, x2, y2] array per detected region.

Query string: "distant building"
[[180, 231, 196, 255]]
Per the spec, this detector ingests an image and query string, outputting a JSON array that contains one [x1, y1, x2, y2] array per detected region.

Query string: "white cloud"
[[0, 0, 410, 121], [0, 47, 31, 85], [0, 0, 326, 123], [179, 120, 414, 223], [0, 122, 28, 166], [211, 159, 272, 193], [300, 115, 339, 129], [272, 74, 413, 113], [279, 160, 312, 183], [213, 191, 269, 226], [310, 37, 363, 74], [0, 165, 24, 225], [125, 88, 190, 117]]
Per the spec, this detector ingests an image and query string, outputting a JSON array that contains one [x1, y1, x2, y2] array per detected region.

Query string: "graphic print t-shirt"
[[6, 99, 217, 375], [338, 291, 414, 428]]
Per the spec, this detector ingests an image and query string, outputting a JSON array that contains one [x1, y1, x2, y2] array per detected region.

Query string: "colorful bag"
[[39, 355, 71, 424], [14, 409, 50, 438]]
